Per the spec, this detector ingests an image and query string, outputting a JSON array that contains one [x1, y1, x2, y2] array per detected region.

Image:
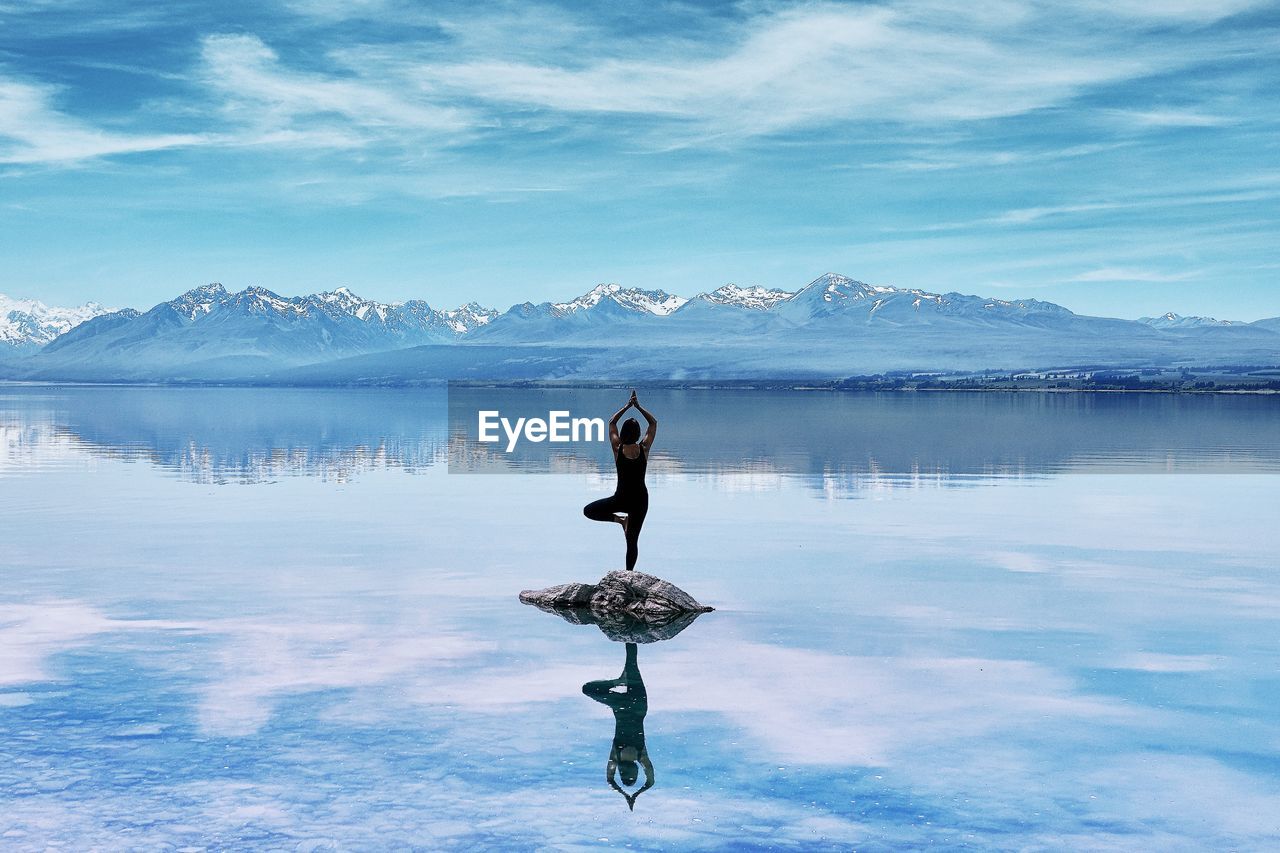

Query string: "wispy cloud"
[[1, 0, 1277, 316], [1106, 108, 1236, 128], [901, 185, 1280, 232], [0, 78, 204, 164], [1068, 267, 1202, 282], [864, 142, 1130, 172], [389, 0, 1274, 146], [1072, 0, 1270, 23], [3, 0, 1275, 165], [411, 3, 1149, 138], [197, 34, 472, 151]]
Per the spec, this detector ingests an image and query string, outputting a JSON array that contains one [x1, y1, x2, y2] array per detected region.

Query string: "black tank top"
[[615, 444, 647, 496]]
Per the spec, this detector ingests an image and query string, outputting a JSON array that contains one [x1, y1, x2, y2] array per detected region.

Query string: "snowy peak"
[[554, 283, 688, 316], [12, 272, 1279, 381], [774, 273, 1076, 324], [310, 289, 495, 331], [232, 286, 308, 316], [697, 284, 794, 310], [167, 282, 229, 320], [443, 302, 499, 333], [158, 283, 499, 333], [0, 292, 113, 350], [313, 288, 395, 322], [793, 272, 888, 303], [1139, 312, 1239, 329], [315, 286, 365, 310], [781, 273, 912, 318]]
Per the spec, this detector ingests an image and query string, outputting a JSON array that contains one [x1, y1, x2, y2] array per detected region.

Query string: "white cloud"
[[1107, 108, 1236, 128], [906, 185, 1280, 232], [865, 142, 1129, 172], [198, 34, 471, 150], [281, 0, 394, 21], [385, 0, 1275, 146], [1069, 267, 1202, 282], [4, 0, 1275, 167], [1072, 0, 1269, 23], [1114, 653, 1221, 672], [0, 79, 204, 165], [413, 3, 1148, 138]]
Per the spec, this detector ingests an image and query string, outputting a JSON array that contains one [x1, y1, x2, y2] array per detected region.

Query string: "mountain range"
[[3, 274, 1278, 383], [1, 293, 113, 354]]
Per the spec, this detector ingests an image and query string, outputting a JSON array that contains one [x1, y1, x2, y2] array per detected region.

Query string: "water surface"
[[2, 386, 1278, 849]]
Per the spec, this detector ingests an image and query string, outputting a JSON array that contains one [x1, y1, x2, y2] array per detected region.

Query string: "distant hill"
[[4, 274, 1278, 382]]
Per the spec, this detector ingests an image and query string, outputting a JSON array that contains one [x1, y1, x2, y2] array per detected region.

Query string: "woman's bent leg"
[[584, 495, 621, 523]]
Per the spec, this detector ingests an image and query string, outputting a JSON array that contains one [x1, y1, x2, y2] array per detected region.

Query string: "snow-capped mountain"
[[1139, 312, 1241, 329], [468, 283, 689, 343], [775, 273, 1074, 326], [0, 293, 113, 352], [552, 283, 687, 316], [147, 282, 500, 336], [7, 273, 1280, 382], [29, 283, 501, 380], [442, 302, 499, 333], [472, 272, 1105, 347], [696, 284, 794, 310]]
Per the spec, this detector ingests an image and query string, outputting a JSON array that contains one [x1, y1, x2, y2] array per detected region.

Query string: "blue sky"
[[1, 0, 1278, 319]]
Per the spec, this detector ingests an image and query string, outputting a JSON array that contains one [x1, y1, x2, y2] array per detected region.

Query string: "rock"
[[591, 571, 713, 619], [519, 571, 713, 643], [517, 581, 595, 609]]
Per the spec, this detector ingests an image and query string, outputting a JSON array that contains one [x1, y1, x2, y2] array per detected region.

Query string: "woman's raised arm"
[[632, 393, 658, 450], [608, 398, 632, 451]]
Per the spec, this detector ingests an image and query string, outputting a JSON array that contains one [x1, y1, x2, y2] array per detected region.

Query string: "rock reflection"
[[526, 600, 706, 643]]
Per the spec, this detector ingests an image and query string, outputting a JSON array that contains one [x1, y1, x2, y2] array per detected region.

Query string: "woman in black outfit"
[[582, 390, 657, 571]]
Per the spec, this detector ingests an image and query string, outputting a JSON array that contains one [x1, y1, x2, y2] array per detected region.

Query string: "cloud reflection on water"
[[3, 386, 1280, 847]]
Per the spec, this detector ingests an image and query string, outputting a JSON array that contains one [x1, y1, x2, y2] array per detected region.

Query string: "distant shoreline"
[[5, 374, 1280, 395]]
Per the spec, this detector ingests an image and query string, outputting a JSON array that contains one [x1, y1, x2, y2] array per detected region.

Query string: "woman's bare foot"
[[615, 513, 629, 535]]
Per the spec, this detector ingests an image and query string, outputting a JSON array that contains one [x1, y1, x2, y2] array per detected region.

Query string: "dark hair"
[[620, 417, 641, 444], [618, 759, 639, 786]]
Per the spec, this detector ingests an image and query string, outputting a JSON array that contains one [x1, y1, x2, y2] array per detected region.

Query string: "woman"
[[582, 390, 657, 571]]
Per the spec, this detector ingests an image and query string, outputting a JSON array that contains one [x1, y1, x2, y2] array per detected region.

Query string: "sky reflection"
[[2, 387, 1278, 848]]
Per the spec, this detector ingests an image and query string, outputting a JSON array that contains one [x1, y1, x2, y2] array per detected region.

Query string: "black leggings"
[[584, 491, 648, 570]]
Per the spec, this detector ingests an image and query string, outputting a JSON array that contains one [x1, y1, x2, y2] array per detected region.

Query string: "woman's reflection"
[[582, 642, 654, 809]]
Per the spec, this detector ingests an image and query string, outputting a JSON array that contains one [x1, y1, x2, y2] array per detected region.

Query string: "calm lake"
[[2, 386, 1279, 850]]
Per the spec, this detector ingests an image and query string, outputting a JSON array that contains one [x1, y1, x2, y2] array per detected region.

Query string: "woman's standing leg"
[[623, 496, 647, 571]]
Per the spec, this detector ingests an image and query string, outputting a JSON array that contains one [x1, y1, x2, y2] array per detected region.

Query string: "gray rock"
[[519, 571, 713, 643], [589, 571, 713, 619], [517, 581, 595, 609]]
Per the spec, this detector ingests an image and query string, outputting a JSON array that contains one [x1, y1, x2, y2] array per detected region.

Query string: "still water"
[[2, 386, 1278, 850]]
